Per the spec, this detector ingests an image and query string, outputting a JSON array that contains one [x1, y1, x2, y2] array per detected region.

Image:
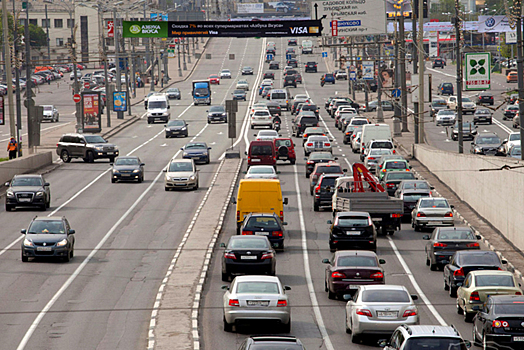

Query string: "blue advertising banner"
[[113, 92, 127, 112]]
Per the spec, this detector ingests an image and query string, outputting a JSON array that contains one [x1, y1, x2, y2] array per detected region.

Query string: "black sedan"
[[287, 58, 298, 68], [269, 61, 280, 70], [231, 89, 247, 101], [443, 250, 506, 298], [474, 91, 494, 105], [111, 156, 145, 183], [304, 152, 337, 178], [423, 227, 481, 272], [181, 142, 211, 164], [241, 66, 254, 75], [240, 213, 286, 250], [165, 87, 181, 100], [473, 108, 493, 124], [21, 216, 75, 262], [503, 105, 519, 120], [5, 174, 51, 211], [263, 72, 275, 80], [396, 188, 432, 217], [380, 172, 417, 196], [471, 133, 503, 155], [165, 119, 189, 138], [207, 105, 227, 123], [451, 121, 477, 141], [220, 235, 276, 282], [288, 38, 297, 46], [472, 295, 524, 349], [327, 211, 377, 252]]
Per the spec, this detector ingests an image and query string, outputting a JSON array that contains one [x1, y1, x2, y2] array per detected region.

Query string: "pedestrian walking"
[[7, 137, 18, 160]]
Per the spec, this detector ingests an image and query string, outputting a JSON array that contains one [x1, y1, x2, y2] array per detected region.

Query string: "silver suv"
[[163, 158, 199, 191], [380, 325, 471, 349]]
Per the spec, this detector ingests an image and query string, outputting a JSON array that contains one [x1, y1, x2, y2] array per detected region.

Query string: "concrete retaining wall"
[[0, 152, 53, 185], [413, 144, 524, 251]]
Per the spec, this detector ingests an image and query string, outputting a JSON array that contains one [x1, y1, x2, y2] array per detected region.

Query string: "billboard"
[[113, 92, 127, 112], [478, 16, 513, 33], [465, 53, 491, 91], [107, 20, 114, 38], [386, 0, 412, 18], [237, 3, 264, 14], [312, 0, 386, 36], [362, 61, 374, 80], [82, 92, 101, 133], [379, 69, 394, 89], [122, 21, 169, 38]]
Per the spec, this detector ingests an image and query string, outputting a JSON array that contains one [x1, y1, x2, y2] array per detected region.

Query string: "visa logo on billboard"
[[290, 27, 308, 34]]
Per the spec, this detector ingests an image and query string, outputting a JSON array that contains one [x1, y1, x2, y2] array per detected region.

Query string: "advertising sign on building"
[[478, 16, 513, 33], [107, 20, 114, 38], [237, 3, 264, 14], [122, 21, 169, 38], [312, 0, 386, 36], [362, 61, 375, 80], [82, 92, 101, 133], [465, 53, 491, 91], [113, 92, 127, 112]]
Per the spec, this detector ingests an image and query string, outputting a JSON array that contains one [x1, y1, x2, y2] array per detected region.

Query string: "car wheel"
[[449, 285, 457, 298], [457, 300, 463, 315], [61, 150, 71, 163], [111, 178, 116, 183], [86, 151, 94, 163], [138, 175, 143, 183], [313, 201, 320, 212], [165, 187, 170, 191], [429, 260, 437, 271], [21, 253, 28, 262], [351, 331, 360, 344], [413, 223, 420, 232], [221, 272, 229, 282], [464, 307, 474, 322], [109, 156, 115, 163], [223, 317, 233, 332], [444, 278, 449, 290], [426, 255, 430, 266], [194, 181, 199, 190], [328, 289, 336, 300], [63, 250, 70, 262]]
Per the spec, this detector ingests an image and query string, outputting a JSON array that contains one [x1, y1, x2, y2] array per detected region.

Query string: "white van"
[[301, 40, 313, 54], [147, 94, 170, 124], [359, 124, 392, 155], [269, 88, 292, 111]]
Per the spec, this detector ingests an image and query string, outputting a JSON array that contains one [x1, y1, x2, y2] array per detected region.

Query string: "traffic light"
[[413, 0, 429, 19]]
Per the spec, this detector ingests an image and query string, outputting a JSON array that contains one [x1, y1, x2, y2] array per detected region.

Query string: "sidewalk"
[[16, 39, 210, 158]]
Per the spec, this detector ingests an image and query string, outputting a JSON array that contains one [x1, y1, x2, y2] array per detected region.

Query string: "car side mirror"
[[476, 235, 482, 240], [464, 340, 472, 348], [322, 258, 330, 264], [423, 235, 430, 240], [21, 229, 27, 234], [450, 205, 455, 209], [430, 186, 435, 190], [167, 105, 170, 109], [4, 181, 9, 186], [503, 139, 508, 144], [276, 171, 281, 174], [208, 147, 212, 150], [44, 182, 50, 186], [343, 169, 348, 172], [221, 285, 229, 290], [164, 125, 167, 127], [471, 142, 474, 145], [220, 243, 226, 247], [379, 259, 386, 264], [343, 294, 352, 301], [334, 157, 339, 160], [242, 171, 247, 174], [68, 229, 76, 234], [282, 222, 288, 226], [140, 163, 145, 166], [502, 259, 508, 264], [327, 220, 332, 224], [206, 110, 209, 112], [110, 163, 114, 166], [283, 198, 288, 205], [231, 198, 237, 204], [303, 157, 307, 160], [245, 151, 248, 156], [163, 169, 167, 172], [377, 340, 388, 348], [180, 148, 184, 151]]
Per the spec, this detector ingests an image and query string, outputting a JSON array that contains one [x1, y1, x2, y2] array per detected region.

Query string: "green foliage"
[[28, 24, 46, 47]]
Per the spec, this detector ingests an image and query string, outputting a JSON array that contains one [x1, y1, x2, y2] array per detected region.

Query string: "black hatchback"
[[240, 213, 287, 250], [283, 75, 297, 88], [220, 235, 276, 282], [327, 211, 377, 252]]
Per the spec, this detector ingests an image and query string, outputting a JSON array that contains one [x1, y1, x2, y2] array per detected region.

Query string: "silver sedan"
[[345, 285, 419, 343], [411, 197, 454, 231], [222, 275, 291, 332], [304, 135, 332, 156], [244, 165, 279, 179]]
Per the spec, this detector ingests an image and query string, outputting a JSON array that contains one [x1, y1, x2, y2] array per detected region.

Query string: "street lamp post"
[[45, 4, 51, 66]]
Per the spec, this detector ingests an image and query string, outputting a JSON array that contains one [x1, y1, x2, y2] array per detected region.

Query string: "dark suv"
[[437, 82, 454, 95], [21, 216, 76, 262], [292, 114, 319, 136], [432, 58, 446, 68], [283, 75, 297, 88], [305, 61, 318, 73], [56, 133, 119, 163], [313, 174, 343, 211], [327, 211, 377, 251], [5, 174, 51, 211]]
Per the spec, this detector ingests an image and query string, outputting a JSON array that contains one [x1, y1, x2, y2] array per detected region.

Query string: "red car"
[[209, 74, 220, 85], [273, 138, 296, 164]]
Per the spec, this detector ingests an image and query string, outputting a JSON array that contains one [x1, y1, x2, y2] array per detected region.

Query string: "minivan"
[[269, 89, 292, 110], [147, 94, 170, 124], [247, 140, 276, 169]]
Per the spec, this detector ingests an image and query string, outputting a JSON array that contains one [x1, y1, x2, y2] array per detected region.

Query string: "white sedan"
[[236, 79, 249, 91], [255, 130, 280, 141], [244, 165, 279, 179], [220, 69, 232, 79]]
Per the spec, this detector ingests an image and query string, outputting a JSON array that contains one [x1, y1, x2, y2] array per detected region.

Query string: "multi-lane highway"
[[0, 35, 520, 350]]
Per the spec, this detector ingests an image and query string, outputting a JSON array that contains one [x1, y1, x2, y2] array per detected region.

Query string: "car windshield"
[[361, 290, 410, 303], [28, 220, 65, 234], [310, 152, 332, 160], [251, 145, 273, 156], [337, 216, 369, 227], [245, 216, 280, 230], [403, 193, 430, 201], [510, 146, 522, 156], [371, 142, 393, 149], [84, 135, 107, 143], [477, 109, 490, 114], [149, 101, 167, 109], [259, 131, 277, 136], [209, 75, 218, 78], [509, 134, 521, 141], [167, 88, 179, 93], [404, 338, 467, 350], [233, 90, 245, 94], [255, 111, 269, 116], [462, 97, 472, 103], [115, 158, 139, 166], [477, 136, 501, 144], [185, 143, 206, 149], [228, 238, 269, 249], [403, 181, 429, 189], [316, 165, 342, 174], [249, 167, 275, 174], [385, 161, 408, 170], [337, 256, 378, 267], [168, 162, 193, 172], [351, 119, 368, 125], [495, 302, 524, 315], [387, 172, 416, 180], [194, 88, 209, 96], [11, 177, 43, 186], [475, 275, 515, 287], [369, 149, 393, 156], [43, 106, 53, 111], [432, 101, 447, 107], [438, 230, 475, 240], [236, 282, 279, 294], [209, 106, 224, 112], [167, 120, 185, 127], [319, 177, 337, 188], [272, 93, 286, 99], [461, 253, 500, 266], [439, 110, 455, 115], [420, 199, 449, 208], [309, 136, 328, 142], [243, 67, 252, 71]]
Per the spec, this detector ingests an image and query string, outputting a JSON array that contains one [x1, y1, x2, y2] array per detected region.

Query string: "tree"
[[28, 24, 46, 48]]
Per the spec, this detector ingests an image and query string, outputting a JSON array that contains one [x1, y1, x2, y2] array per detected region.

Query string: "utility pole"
[[376, 37, 384, 122], [417, 0, 425, 143], [412, 2, 419, 143], [454, 0, 463, 153], [399, 13, 409, 132], [2, 0, 15, 138], [183, 38, 187, 70], [114, 9, 123, 119], [150, 40, 155, 91], [516, 6, 524, 160], [71, 17, 81, 131], [13, 0, 22, 156], [24, 1, 34, 150], [177, 39, 182, 77], [101, 7, 111, 127], [393, 19, 401, 119], [45, 4, 51, 66]]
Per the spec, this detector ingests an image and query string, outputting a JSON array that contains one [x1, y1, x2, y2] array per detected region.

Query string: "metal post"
[[143, 1, 150, 88], [13, 0, 22, 156], [393, 19, 401, 119], [454, 2, 463, 153], [376, 37, 384, 122], [71, 11, 81, 132], [413, 3, 419, 143], [517, 13, 524, 160], [177, 40, 182, 77], [45, 4, 51, 67], [187, 39, 192, 64], [24, 1, 34, 150], [150, 40, 155, 91], [131, 51, 136, 98], [399, 13, 408, 132], [183, 38, 187, 70], [418, 0, 425, 143], [2, 0, 15, 138], [114, 9, 123, 119]]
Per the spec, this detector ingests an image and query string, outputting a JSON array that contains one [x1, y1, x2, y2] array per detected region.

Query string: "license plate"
[[372, 218, 382, 222], [377, 311, 398, 318], [247, 300, 269, 306], [431, 221, 442, 225], [346, 231, 361, 235], [37, 247, 53, 251], [107, 152, 114, 155], [19, 198, 31, 202], [513, 337, 524, 342], [241, 256, 258, 260], [251, 159, 261, 162], [121, 174, 131, 177], [255, 232, 269, 236], [280, 156, 288, 159], [175, 183, 186, 186], [348, 285, 359, 289]]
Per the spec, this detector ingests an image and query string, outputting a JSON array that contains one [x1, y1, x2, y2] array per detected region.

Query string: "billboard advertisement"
[[312, 0, 386, 36], [465, 53, 491, 91], [122, 21, 169, 38], [113, 92, 127, 112], [362, 61, 375, 80], [82, 92, 101, 133], [379, 69, 394, 89], [237, 3, 264, 14], [478, 16, 513, 33], [107, 20, 114, 38]]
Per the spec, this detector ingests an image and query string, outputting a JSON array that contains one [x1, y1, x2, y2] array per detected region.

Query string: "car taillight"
[[370, 272, 384, 279], [346, 132, 350, 135], [416, 212, 426, 217], [386, 183, 395, 188], [368, 157, 375, 160], [392, 149, 396, 154], [325, 143, 331, 147], [261, 252, 274, 260], [272, 231, 283, 237], [331, 271, 346, 278], [466, 242, 479, 248], [297, 123, 301, 127], [229, 299, 240, 307], [391, 213, 402, 218], [307, 161, 314, 164], [280, 211, 283, 222], [224, 252, 236, 259], [470, 291, 480, 301], [315, 184, 321, 193], [277, 300, 287, 307], [434, 242, 448, 247], [517, 291, 523, 295], [242, 231, 254, 235], [492, 320, 509, 328], [307, 143, 313, 146], [303, 134, 308, 138], [402, 309, 417, 317], [237, 210, 240, 221], [356, 309, 372, 317], [453, 268, 464, 277], [445, 212, 453, 217]]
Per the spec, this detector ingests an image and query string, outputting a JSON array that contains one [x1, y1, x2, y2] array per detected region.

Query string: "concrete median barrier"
[[0, 152, 53, 185]]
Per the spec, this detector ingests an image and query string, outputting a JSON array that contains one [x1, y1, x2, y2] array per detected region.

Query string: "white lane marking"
[[387, 236, 447, 326], [492, 117, 512, 134], [293, 162, 335, 350]]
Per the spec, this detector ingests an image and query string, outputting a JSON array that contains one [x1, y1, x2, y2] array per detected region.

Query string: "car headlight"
[[181, 127, 187, 130], [23, 238, 34, 247], [183, 152, 189, 157], [475, 147, 482, 152], [189, 175, 196, 180], [95, 146, 103, 151], [133, 169, 140, 173], [6, 191, 14, 198], [35, 191, 44, 197], [56, 238, 68, 247]]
